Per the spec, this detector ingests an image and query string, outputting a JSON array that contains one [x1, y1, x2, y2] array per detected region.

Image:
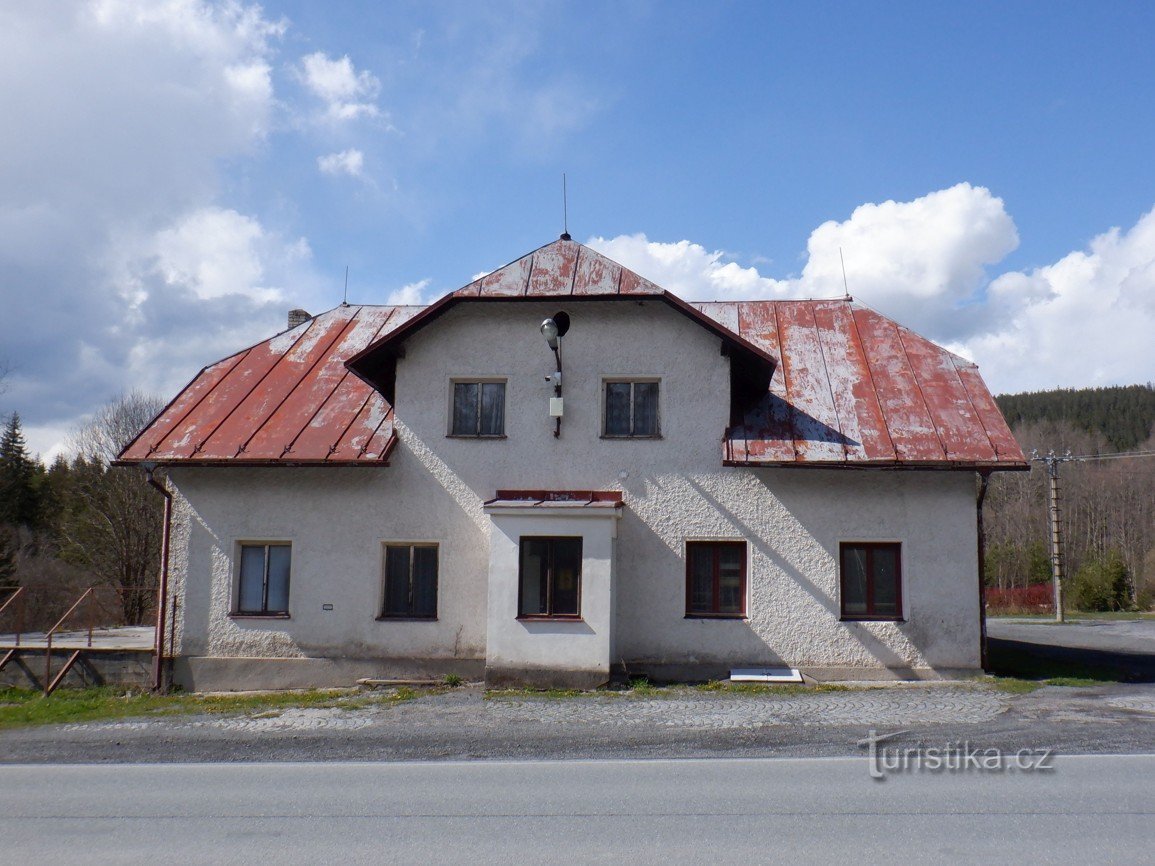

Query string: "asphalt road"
[[1, 756, 1151, 864], [987, 618, 1155, 681]]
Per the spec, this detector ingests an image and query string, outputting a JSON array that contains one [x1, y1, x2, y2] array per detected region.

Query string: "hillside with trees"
[[986, 385, 1155, 614], [0, 394, 164, 633], [996, 384, 1155, 452]]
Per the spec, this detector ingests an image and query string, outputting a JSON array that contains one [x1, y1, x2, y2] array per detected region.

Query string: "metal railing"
[[0, 586, 26, 647], [43, 588, 97, 695]]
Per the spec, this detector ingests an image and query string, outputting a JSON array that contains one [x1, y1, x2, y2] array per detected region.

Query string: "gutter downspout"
[[144, 465, 173, 693], [976, 471, 991, 672]]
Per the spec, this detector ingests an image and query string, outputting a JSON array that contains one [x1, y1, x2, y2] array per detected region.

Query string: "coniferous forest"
[[0, 385, 1153, 631]]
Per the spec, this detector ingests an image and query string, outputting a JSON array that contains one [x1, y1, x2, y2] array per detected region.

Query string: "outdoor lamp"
[[541, 317, 564, 437], [540, 318, 559, 350]]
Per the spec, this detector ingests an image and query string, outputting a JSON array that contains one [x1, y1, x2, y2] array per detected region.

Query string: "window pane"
[[265, 545, 291, 613], [688, 545, 714, 613], [633, 382, 659, 436], [605, 382, 631, 435], [551, 538, 582, 616], [480, 382, 505, 436], [238, 545, 266, 612], [841, 547, 868, 615], [519, 539, 549, 616], [384, 545, 411, 615], [717, 546, 744, 614], [412, 546, 438, 618], [452, 382, 479, 435], [872, 547, 899, 616]]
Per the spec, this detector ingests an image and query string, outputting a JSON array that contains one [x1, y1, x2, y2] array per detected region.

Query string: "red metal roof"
[[702, 300, 1026, 469], [118, 238, 1026, 471], [346, 238, 777, 381], [117, 305, 422, 465]]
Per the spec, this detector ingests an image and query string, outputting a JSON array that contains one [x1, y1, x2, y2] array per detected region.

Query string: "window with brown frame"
[[685, 541, 746, 617], [840, 542, 903, 621], [380, 543, 438, 620], [518, 537, 582, 619]]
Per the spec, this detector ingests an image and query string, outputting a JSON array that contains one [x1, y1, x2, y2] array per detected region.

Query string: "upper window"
[[518, 537, 582, 619], [603, 380, 659, 438], [686, 541, 746, 618], [451, 380, 505, 436], [840, 542, 902, 621], [236, 543, 291, 616], [381, 543, 438, 619]]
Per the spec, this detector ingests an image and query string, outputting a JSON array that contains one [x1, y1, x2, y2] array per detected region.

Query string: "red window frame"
[[685, 541, 747, 618], [839, 542, 903, 621]]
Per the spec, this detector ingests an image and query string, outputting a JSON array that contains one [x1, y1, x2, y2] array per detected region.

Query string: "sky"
[[2, 1, 1154, 459]]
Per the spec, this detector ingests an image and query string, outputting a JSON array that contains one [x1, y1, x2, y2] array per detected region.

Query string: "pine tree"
[[0, 412, 41, 529]]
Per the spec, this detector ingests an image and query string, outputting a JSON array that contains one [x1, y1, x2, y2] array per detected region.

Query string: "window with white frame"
[[603, 379, 660, 437], [450, 380, 506, 436], [235, 543, 291, 616]]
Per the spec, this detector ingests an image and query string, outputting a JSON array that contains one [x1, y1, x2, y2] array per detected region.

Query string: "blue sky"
[[2, 1, 1154, 456]]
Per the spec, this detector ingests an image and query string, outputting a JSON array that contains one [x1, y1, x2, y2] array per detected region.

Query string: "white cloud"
[[317, 148, 365, 177], [962, 208, 1155, 393], [385, 279, 431, 306], [587, 234, 791, 301], [298, 51, 381, 122], [0, 1, 323, 458], [589, 185, 1155, 395]]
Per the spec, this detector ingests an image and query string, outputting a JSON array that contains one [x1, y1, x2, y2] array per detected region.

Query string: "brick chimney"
[[287, 308, 312, 329]]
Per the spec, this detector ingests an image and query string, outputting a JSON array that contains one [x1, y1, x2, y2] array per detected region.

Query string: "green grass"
[[693, 680, 854, 695], [988, 677, 1043, 694], [1042, 676, 1105, 688], [484, 687, 589, 699], [0, 685, 424, 730], [988, 675, 1108, 693]]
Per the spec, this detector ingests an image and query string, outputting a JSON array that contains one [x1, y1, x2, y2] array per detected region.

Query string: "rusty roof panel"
[[196, 307, 360, 459], [478, 252, 532, 296], [849, 306, 948, 463], [572, 245, 622, 295], [244, 307, 402, 459], [618, 266, 663, 295], [776, 302, 846, 462], [696, 301, 740, 335], [526, 240, 578, 296], [120, 306, 410, 465], [953, 361, 1025, 462], [812, 301, 896, 462], [898, 326, 997, 463], [119, 350, 247, 462]]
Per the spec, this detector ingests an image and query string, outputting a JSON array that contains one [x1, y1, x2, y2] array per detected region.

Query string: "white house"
[[118, 237, 1027, 690]]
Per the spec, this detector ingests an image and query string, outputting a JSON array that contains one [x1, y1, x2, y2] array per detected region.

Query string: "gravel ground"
[[3, 680, 1154, 764]]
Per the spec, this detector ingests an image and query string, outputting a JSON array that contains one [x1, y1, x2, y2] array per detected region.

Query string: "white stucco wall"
[[483, 506, 619, 686], [165, 299, 982, 684]]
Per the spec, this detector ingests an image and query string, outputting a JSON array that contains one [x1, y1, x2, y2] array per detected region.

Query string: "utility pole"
[[1030, 450, 1078, 623]]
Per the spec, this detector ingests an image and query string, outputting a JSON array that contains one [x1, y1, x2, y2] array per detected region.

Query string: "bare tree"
[[62, 392, 164, 625]]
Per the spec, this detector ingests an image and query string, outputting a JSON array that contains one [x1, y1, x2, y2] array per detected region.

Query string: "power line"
[[1069, 449, 1155, 461]]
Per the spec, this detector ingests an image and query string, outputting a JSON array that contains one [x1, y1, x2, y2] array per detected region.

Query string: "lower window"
[[236, 543, 291, 616], [519, 537, 582, 618], [686, 541, 746, 617], [382, 544, 438, 619], [840, 542, 902, 620]]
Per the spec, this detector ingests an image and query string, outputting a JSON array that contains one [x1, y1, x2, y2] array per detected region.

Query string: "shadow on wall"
[[732, 394, 860, 447], [685, 475, 918, 671]]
